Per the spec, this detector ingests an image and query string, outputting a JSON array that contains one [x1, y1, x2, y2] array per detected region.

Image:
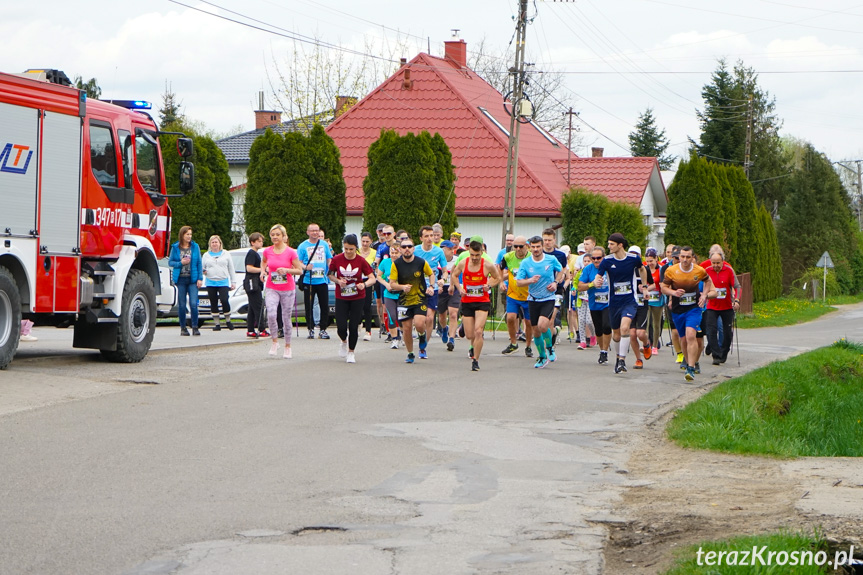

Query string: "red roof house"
[[325, 40, 668, 246]]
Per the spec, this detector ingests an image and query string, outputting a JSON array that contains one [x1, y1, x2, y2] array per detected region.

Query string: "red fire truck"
[[0, 69, 194, 369]]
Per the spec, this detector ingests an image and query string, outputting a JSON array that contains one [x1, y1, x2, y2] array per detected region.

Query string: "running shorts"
[[460, 301, 491, 317], [426, 292, 439, 312], [528, 299, 555, 322], [672, 306, 703, 338], [634, 304, 649, 330], [506, 297, 531, 321], [397, 303, 427, 321], [609, 301, 638, 330]]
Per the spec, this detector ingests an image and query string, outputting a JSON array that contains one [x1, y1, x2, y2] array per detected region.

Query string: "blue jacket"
[[169, 241, 203, 284]]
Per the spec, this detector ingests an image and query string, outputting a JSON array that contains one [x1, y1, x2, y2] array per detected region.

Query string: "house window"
[[478, 107, 510, 137]]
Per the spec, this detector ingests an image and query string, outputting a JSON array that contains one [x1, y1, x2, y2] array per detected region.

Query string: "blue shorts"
[[569, 293, 581, 311], [426, 292, 439, 311], [609, 301, 637, 330], [505, 297, 531, 321], [673, 307, 703, 337]]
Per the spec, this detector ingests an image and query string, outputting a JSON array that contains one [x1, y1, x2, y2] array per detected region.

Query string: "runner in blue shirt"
[[415, 226, 447, 338], [594, 233, 650, 374], [516, 235, 565, 368], [578, 246, 612, 365], [297, 222, 334, 339]]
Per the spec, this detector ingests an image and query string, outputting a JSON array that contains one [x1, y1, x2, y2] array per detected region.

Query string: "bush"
[[606, 201, 650, 248], [560, 187, 609, 249]]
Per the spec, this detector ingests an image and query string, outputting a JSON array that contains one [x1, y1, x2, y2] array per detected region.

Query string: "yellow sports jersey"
[[389, 257, 434, 307], [501, 250, 530, 301]]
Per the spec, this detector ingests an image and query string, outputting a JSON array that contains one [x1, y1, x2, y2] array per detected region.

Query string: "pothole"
[[291, 526, 348, 536]]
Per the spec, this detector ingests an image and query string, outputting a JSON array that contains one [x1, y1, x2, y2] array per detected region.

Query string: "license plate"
[[198, 298, 210, 307]]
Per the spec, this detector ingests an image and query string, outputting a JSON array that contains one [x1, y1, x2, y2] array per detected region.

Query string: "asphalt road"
[[1, 306, 861, 575]]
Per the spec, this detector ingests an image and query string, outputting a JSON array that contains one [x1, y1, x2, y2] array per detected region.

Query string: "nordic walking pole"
[[733, 311, 740, 366]]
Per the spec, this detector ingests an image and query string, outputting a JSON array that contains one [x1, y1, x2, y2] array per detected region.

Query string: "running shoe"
[[308, 330, 315, 340], [634, 359, 644, 369], [712, 357, 722, 366], [548, 348, 557, 362], [181, 328, 190, 336], [192, 328, 201, 336], [502, 343, 519, 355], [684, 367, 695, 382], [525, 346, 533, 358], [471, 359, 480, 372], [385, 333, 393, 343], [642, 344, 652, 360], [578, 341, 587, 350], [346, 352, 356, 364], [680, 361, 688, 371], [568, 332, 575, 342], [614, 359, 627, 374], [676, 352, 684, 363], [339, 341, 348, 358], [651, 346, 658, 355], [283, 347, 292, 359], [391, 340, 399, 350], [226, 321, 234, 331], [517, 331, 526, 342], [419, 349, 428, 359], [598, 351, 608, 365], [590, 336, 597, 347], [269, 342, 278, 356], [441, 326, 449, 344], [363, 332, 371, 342], [694, 362, 701, 374], [212, 324, 221, 332], [447, 340, 455, 352], [246, 331, 258, 338], [534, 357, 549, 369], [259, 329, 270, 338], [469, 347, 474, 359], [405, 353, 415, 364], [319, 331, 330, 340]]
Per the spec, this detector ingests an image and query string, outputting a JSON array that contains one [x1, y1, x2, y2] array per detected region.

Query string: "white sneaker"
[[20, 334, 38, 342], [339, 340, 348, 358], [390, 340, 399, 349], [346, 352, 356, 363], [363, 332, 371, 341], [283, 347, 292, 359], [269, 342, 278, 356]]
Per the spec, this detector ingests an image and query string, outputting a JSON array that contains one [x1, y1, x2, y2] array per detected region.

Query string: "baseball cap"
[[628, 245, 642, 256], [577, 243, 586, 254], [376, 223, 387, 231], [440, 240, 455, 249], [469, 235, 483, 244]]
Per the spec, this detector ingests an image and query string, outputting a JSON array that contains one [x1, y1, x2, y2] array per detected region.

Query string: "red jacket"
[[701, 261, 737, 311]]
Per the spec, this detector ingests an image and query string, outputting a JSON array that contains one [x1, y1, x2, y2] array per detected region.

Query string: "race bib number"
[[397, 306, 408, 320], [341, 283, 358, 297], [311, 268, 326, 279], [614, 282, 633, 295], [635, 291, 644, 304], [680, 292, 697, 305], [595, 292, 609, 304], [466, 285, 485, 297], [270, 272, 287, 285], [555, 294, 563, 307], [648, 290, 661, 303], [716, 287, 727, 299]]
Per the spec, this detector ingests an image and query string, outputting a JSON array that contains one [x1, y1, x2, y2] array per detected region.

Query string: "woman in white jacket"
[[202, 235, 237, 331]]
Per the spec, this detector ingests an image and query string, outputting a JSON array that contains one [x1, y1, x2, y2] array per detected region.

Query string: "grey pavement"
[[1, 305, 861, 575]]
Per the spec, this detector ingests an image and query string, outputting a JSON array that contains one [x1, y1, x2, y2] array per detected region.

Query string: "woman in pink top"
[[259, 224, 303, 358]]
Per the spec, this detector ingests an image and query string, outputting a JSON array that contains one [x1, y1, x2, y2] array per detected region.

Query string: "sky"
[[3, 0, 863, 166]]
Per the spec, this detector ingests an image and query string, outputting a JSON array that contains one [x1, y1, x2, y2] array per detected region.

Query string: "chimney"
[[444, 39, 467, 68], [254, 90, 281, 130], [334, 95, 356, 118], [402, 66, 413, 90], [591, 147, 604, 158]]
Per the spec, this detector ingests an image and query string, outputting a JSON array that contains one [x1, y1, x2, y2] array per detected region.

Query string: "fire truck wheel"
[[0, 266, 23, 370], [102, 269, 156, 363]]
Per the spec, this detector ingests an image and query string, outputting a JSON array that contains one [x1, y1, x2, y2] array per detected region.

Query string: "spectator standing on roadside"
[[201, 235, 237, 332], [244, 232, 267, 338], [261, 224, 303, 359], [169, 225, 203, 336]]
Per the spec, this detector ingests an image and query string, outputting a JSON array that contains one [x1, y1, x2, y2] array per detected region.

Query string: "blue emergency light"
[[104, 99, 153, 110]]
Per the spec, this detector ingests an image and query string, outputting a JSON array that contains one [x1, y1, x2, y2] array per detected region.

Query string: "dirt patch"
[[601, 399, 861, 574]]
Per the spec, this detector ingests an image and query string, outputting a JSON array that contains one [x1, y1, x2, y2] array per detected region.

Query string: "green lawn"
[[667, 340, 863, 457], [737, 294, 863, 329], [662, 531, 831, 575]]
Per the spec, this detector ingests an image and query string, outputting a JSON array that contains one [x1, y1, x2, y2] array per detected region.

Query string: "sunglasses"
[[382, 232, 393, 236], [592, 256, 603, 260], [513, 244, 526, 248], [401, 244, 414, 249]]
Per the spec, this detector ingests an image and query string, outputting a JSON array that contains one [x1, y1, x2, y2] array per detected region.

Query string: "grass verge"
[[737, 294, 863, 329], [667, 340, 863, 457], [662, 531, 829, 575]]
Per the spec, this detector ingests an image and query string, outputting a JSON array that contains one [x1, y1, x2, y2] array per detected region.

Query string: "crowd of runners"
[[200, 221, 742, 382]]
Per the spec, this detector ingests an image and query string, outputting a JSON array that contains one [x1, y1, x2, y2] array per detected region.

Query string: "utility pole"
[[834, 160, 863, 231], [743, 93, 753, 179], [564, 107, 578, 188], [501, 0, 529, 247]]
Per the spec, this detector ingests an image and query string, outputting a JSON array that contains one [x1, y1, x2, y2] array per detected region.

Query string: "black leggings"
[[362, 286, 374, 332], [336, 298, 364, 350], [590, 308, 612, 335], [206, 286, 230, 319], [303, 283, 329, 329]]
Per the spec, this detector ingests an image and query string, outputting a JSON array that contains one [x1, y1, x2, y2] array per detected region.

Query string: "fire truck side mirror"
[[176, 138, 194, 158], [179, 161, 195, 194]]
